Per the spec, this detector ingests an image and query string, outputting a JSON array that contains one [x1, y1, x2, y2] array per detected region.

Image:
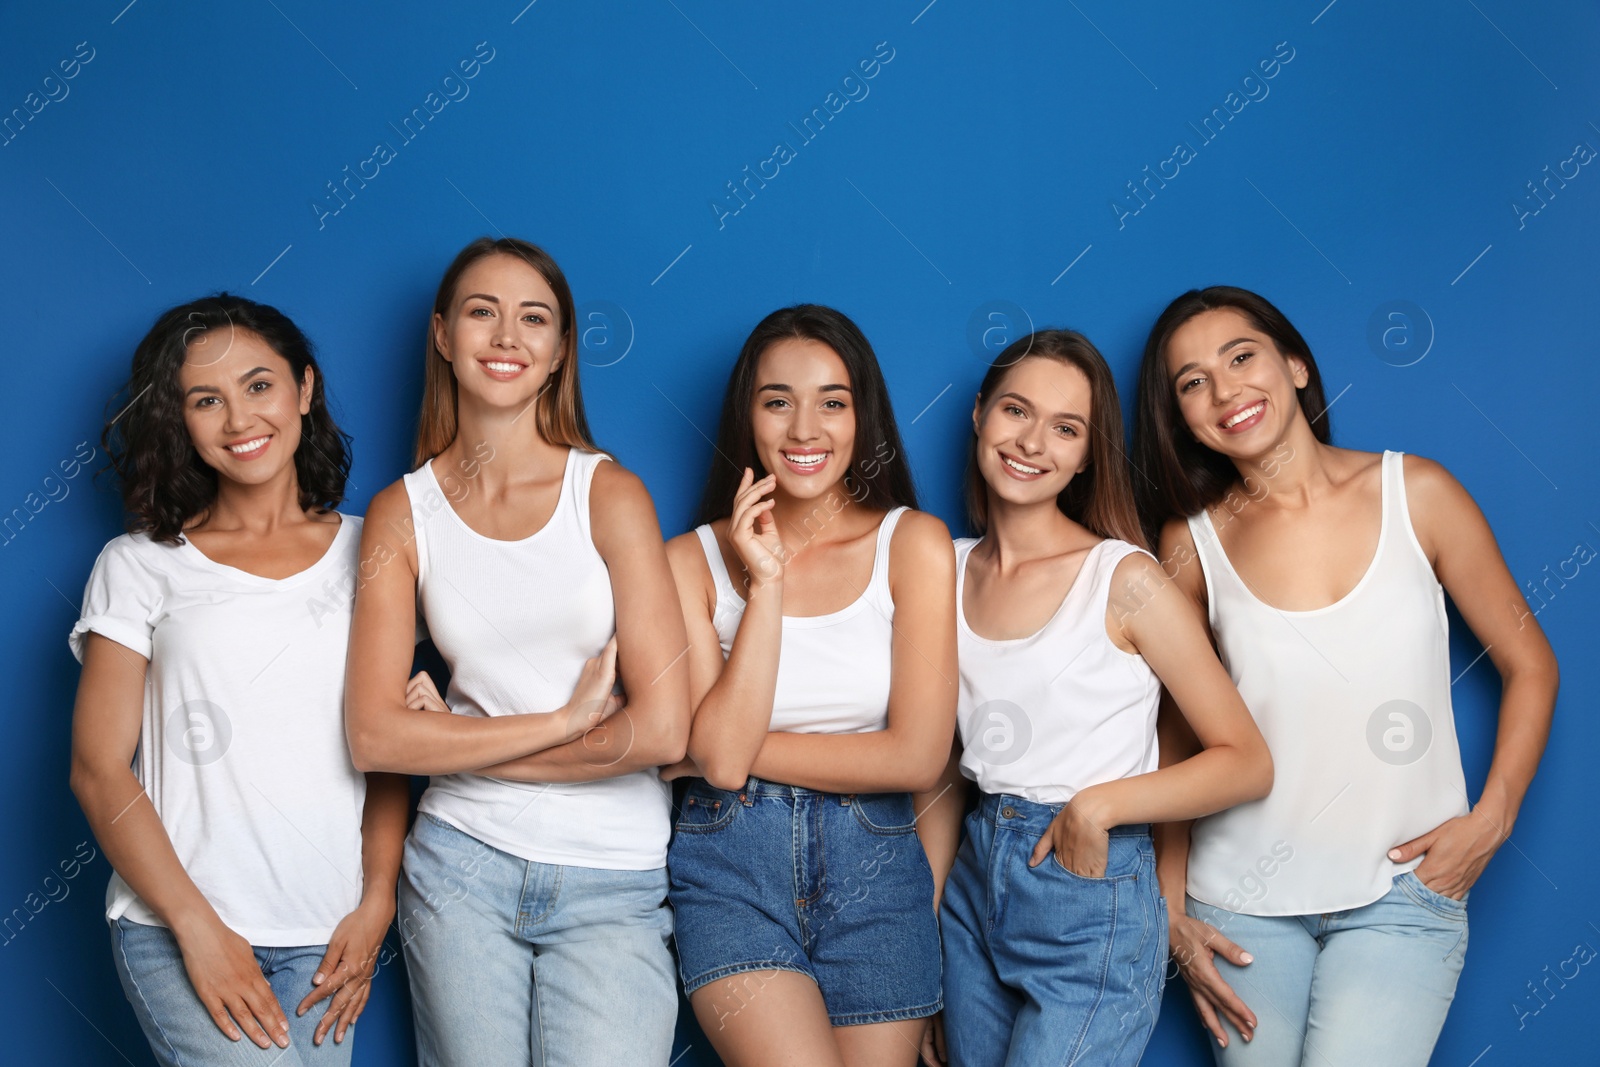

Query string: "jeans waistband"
[[977, 792, 1150, 837], [691, 775, 862, 803]]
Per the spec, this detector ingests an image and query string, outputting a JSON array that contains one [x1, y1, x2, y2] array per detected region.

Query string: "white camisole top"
[[1184, 450, 1469, 915], [694, 507, 906, 735]]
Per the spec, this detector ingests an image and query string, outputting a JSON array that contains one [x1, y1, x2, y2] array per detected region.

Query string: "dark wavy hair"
[[102, 294, 351, 545], [966, 330, 1146, 549], [694, 304, 917, 525], [1133, 286, 1330, 546]]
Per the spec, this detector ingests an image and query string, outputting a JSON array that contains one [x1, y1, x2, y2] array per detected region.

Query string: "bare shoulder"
[[359, 477, 418, 573], [1156, 516, 1206, 604], [589, 456, 664, 548], [665, 527, 711, 571], [362, 478, 414, 538], [889, 508, 955, 563], [1399, 451, 1466, 502], [590, 455, 652, 509]]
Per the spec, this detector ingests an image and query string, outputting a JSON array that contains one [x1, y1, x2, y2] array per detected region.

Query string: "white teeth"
[[1223, 402, 1264, 429], [1003, 456, 1043, 475], [783, 452, 827, 466], [484, 361, 523, 373], [228, 437, 268, 454]]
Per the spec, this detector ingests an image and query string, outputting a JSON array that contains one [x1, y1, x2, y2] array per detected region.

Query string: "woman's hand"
[[173, 914, 290, 1049], [405, 671, 446, 712], [919, 1011, 947, 1065], [1388, 805, 1509, 900], [296, 898, 393, 1045], [728, 468, 784, 590], [1170, 911, 1257, 1047], [1029, 788, 1113, 878], [561, 636, 625, 741]]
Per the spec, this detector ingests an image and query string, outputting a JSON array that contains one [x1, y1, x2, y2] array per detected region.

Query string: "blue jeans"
[[940, 794, 1167, 1067], [398, 811, 677, 1067], [1186, 871, 1468, 1066], [667, 776, 943, 1027], [110, 916, 351, 1067]]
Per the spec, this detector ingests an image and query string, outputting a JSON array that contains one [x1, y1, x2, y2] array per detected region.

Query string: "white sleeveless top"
[[1185, 451, 1469, 915], [404, 447, 670, 870], [954, 537, 1161, 804], [694, 507, 906, 735]]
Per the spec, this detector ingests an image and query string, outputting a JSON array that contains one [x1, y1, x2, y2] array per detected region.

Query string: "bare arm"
[[748, 512, 959, 794], [479, 463, 691, 782], [1064, 551, 1274, 835], [69, 634, 291, 1049], [1145, 517, 1261, 1048], [914, 742, 969, 912], [344, 481, 606, 775], [1386, 455, 1559, 894], [674, 472, 788, 790]]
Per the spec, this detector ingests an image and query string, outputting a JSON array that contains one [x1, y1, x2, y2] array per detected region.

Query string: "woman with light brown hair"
[[344, 236, 691, 1065]]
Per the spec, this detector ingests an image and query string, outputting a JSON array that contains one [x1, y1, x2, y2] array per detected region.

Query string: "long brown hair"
[[414, 236, 595, 466], [966, 330, 1146, 550], [1132, 286, 1330, 545], [695, 304, 918, 525]]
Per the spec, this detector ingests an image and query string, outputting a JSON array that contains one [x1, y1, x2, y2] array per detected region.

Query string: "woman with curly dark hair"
[[68, 294, 415, 1066]]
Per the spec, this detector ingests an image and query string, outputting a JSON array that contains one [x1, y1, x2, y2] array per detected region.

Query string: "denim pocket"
[[674, 788, 737, 834], [849, 792, 917, 836], [1398, 870, 1468, 918], [1047, 833, 1146, 884]]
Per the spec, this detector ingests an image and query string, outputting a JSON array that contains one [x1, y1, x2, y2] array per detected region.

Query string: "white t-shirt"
[[69, 515, 368, 946]]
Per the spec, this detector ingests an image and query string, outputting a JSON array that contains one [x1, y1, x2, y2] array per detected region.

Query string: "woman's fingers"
[[336, 982, 372, 1043], [1187, 953, 1257, 1034], [1205, 926, 1254, 968], [1189, 989, 1230, 1047], [296, 942, 345, 1014], [205, 998, 242, 1042]]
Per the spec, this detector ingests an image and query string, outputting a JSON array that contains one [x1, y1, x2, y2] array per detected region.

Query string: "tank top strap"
[[1086, 539, 1151, 605], [566, 448, 610, 546], [1044, 538, 1150, 643], [403, 464, 436, 586], [1185, 508, 1224, 629], [865, 506, 909, 610], [694, 524, 739, 603]]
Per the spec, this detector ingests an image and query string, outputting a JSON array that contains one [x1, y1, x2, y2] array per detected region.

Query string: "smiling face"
[[433, 253, 565, 410], [750, 337, 857, 500], [1165, 307, 1309, 458], [178, 327, 312, 487], [973, 355, 1093, 510]]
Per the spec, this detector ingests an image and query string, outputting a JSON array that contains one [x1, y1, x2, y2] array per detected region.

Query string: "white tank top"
[[694, 507, 906, 735], [954, 537, 1161, 804], [404, 447, 670, 870], [1185, 450, 1469, 915]]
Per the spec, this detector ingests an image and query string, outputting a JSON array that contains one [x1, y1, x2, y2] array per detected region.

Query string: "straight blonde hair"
[[414, 236, 596, 467]]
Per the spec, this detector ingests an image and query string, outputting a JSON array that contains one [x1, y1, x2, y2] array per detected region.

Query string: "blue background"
[[3, 1, 1596, 1063]]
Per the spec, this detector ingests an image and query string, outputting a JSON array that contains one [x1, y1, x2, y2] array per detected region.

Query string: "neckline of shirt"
[[175, 513, 350, 586], [423, 446, 576, 546], [956, 537, 1111, 647], [707, 506, 903, 628], [1198, 450, 1394, 618]]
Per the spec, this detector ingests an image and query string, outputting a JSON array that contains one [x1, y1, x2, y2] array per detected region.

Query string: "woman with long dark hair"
[[662, 304, 957, 1067], [344, 237, 691, 1065], [926, 330, 1271, 1067], [1134, 286, 1557, 1065], [69, 294, 411, 1064]]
